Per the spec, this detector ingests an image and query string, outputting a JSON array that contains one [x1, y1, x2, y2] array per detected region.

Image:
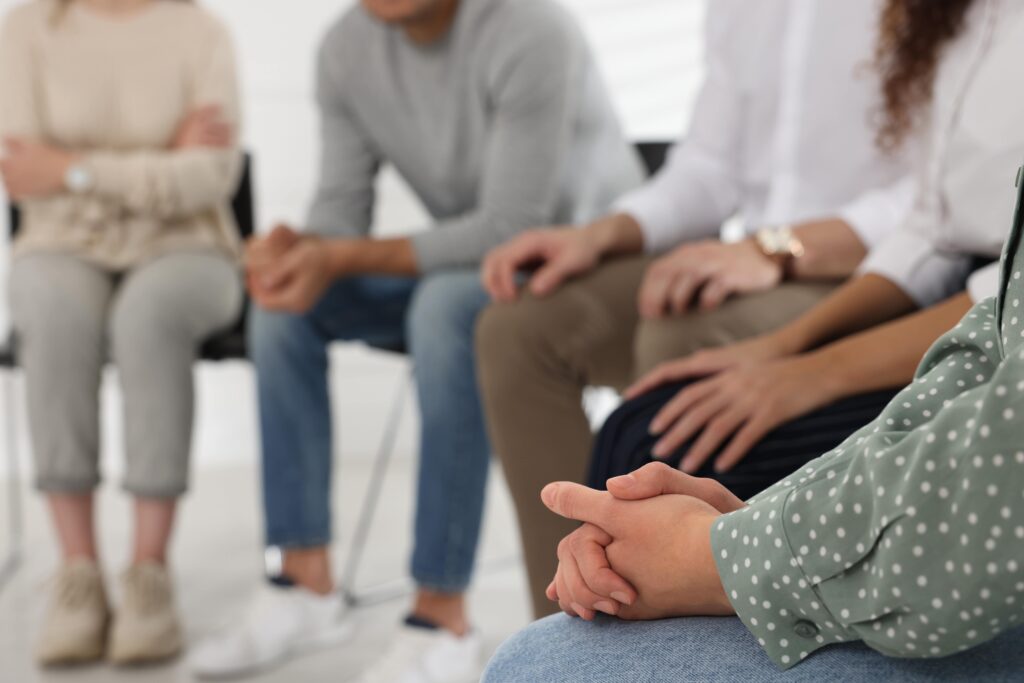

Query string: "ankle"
[[282, 547, 334, 595], [412, 591, 469, 637]]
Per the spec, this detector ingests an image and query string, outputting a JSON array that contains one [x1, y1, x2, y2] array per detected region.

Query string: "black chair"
[[0, 154, 256, 593]]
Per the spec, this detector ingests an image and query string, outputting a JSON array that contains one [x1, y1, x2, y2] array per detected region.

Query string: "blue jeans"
[[483, 615, 1024, 682], [249, 270, 492, 592]]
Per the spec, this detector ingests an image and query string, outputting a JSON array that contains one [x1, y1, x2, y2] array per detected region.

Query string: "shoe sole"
[[191, 620, 356, 681]]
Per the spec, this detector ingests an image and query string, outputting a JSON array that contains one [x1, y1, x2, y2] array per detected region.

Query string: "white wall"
[[0, 0, 706, 474]]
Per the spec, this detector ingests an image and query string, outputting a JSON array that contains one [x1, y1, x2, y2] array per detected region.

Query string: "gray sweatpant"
[[9, 250, 242, 498]]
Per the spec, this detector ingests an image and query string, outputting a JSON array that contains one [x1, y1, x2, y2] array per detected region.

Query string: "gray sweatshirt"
[[309, 0, 645, 271]]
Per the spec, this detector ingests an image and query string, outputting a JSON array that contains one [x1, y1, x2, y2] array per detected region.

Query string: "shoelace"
[[123, 567, 170, 616], [55, 569, 98, 611]]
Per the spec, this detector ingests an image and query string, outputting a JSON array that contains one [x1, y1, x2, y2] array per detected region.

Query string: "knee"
[[247, 303, 319, 366], [633, 317, 710, 376], [475, 297, 551, 380], [406, 272, 485, 359], [482, 615, 574, 683], [10, 266, 103, 347]]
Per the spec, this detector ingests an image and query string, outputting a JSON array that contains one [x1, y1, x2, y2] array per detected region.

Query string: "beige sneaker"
[[107, 562, 184, 665], [35, 559, 110, 666]]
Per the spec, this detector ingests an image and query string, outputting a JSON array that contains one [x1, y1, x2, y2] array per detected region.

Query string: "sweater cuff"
[[711, 490, 857, 669]]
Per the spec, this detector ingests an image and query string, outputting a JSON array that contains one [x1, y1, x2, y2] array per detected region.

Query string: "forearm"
[[772, 274, 918, 355], [586, 212, 646, 259], [790, 218, 867, 280], [807, 292, 974, 401], [327, 236, 418, 276]]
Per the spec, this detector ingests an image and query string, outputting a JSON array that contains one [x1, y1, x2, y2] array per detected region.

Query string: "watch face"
[[65, 165, 91, 193]]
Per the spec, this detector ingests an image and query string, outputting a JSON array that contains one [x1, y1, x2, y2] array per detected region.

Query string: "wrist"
[[586, 213, 644, 258], [698, 512, 736, 615], [800, 346, 854, 403], [742, 237, 786, 282], [324, 236, 356, 277]]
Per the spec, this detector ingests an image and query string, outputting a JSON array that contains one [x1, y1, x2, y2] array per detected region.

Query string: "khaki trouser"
[[475, 255, 839, 617]]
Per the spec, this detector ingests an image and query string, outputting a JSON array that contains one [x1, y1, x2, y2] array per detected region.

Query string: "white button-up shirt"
[[615, 0, 915, 254], [860, 0, 1024, 306]]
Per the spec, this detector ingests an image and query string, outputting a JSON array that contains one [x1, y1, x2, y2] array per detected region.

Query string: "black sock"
[[404, 614, 440, 631]]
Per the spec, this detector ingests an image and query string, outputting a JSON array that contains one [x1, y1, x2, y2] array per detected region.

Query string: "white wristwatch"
[[64, 163, 93, 194]]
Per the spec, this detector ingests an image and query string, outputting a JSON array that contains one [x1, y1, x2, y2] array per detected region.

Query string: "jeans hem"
[[266, 537, 332, 550], [413, 573, 472, 595]]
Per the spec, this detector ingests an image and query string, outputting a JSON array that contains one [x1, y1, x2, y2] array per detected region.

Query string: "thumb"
[[541, 482, 620, 532]]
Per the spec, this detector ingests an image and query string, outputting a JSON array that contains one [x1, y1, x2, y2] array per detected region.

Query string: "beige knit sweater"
[[0, 0, 242, 270]]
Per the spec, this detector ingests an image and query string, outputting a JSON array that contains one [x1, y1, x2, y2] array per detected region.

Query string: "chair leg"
[[0, 369, 23, 594], [340, 365, 414, 608]]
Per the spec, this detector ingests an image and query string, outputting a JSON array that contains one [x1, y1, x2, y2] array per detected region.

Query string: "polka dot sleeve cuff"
[[712, 297, 1024, 670]]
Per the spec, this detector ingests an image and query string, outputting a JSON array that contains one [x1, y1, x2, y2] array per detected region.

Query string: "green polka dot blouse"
[[711, 168, 1024, 669]]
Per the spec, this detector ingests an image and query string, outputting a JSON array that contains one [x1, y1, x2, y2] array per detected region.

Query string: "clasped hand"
[[544, 462, 742, 621]]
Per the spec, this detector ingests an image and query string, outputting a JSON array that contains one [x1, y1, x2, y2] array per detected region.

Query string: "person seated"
[[187, 0, 643, 680], [475, 0, 915, 618], [0, 0, 243, 667], [586, 0, 1022, 509], [483, 151, 1024, 678]]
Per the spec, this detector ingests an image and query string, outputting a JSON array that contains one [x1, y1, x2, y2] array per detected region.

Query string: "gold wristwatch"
[[755, 224, 805, 278]]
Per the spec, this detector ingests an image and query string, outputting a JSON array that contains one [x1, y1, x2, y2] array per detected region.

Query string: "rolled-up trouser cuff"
[[122, 480, 188, 500], [35, 476, 100, 495]]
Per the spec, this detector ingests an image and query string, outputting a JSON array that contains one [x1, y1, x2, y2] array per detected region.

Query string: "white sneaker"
[[353, 622, 482, 683], [188, 582, 353, 679]]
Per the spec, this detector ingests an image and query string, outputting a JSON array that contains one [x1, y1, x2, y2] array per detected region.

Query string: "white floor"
[[0, 352, 534, 683]]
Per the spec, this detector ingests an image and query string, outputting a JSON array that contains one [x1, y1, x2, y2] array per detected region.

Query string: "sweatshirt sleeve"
[[81, 17, 243, 220], [712, 297, 1024, 669], [0, 8, 41, 139], [304, 23, 380, 239], [409, 10, 588, 271]]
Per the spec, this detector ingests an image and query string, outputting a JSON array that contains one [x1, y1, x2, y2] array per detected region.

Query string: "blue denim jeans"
[[249, 270, 492, 593], [483, 615, 1024, 682]]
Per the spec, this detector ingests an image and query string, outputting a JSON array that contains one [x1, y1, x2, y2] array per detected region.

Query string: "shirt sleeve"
[[858, 202, 974, 306], [712, 298, 1024, 669], [304, 28, 380, 239], [82, 17, 243, 220], [836, 175, 917, 250], [968, 262, 1001, 304], [409, 14, 588, 271], [611, 2, 744, 253]]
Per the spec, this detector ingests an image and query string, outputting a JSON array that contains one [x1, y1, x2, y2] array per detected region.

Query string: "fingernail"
[[648, 422, 662, 435], [652, 443, 667, 458], [594, 601, 617, 615], [541, 484, 557, 507], [611, 591, 633, 606], [613, 474, 635, 489]]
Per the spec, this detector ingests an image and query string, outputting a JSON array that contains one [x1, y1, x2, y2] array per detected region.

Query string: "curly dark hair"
[[875, 0, 978, 150]]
